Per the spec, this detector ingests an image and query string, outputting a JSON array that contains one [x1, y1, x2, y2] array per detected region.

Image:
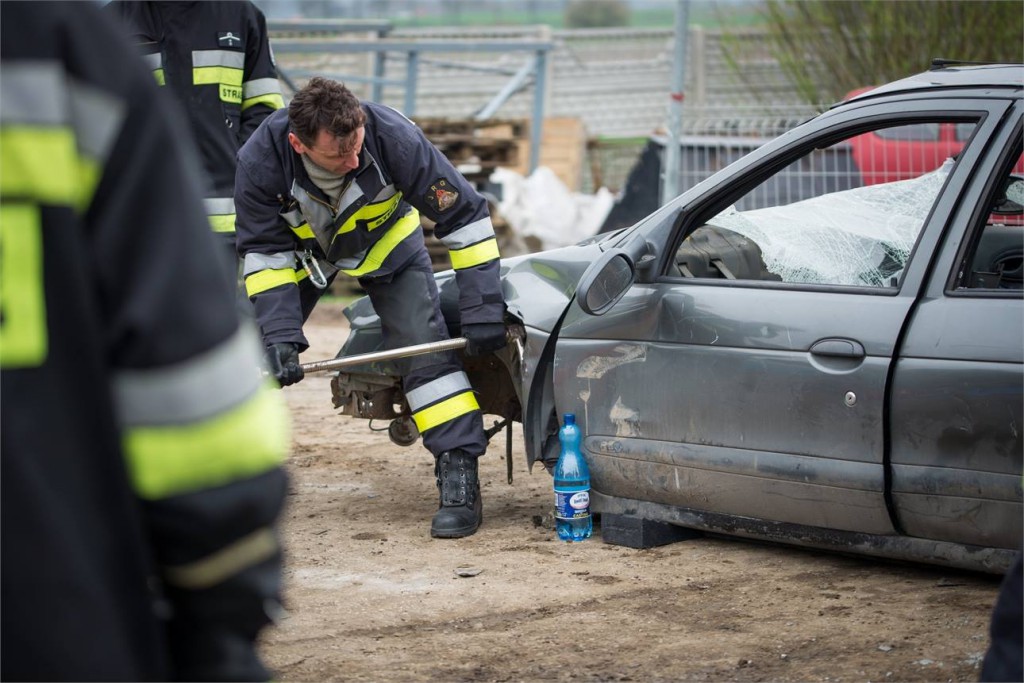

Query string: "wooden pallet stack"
[[413, 117, 530, 272], [414, 117, 527, 185]]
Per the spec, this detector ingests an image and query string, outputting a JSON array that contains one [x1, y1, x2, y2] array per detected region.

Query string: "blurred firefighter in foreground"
[[236, 77, 508, 538], [981, 551, 1023, 682], [0, 2, 290, 680]]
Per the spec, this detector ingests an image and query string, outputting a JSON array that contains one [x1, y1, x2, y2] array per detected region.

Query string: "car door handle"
[[810, 338, 866, 359]]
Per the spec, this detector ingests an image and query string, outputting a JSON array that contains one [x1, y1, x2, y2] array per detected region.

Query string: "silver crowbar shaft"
[[299, 337, 468, 375]]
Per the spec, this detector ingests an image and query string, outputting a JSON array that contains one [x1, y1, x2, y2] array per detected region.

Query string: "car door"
[[889, 111, 1024, 550], [552, 96, 1017, 537]]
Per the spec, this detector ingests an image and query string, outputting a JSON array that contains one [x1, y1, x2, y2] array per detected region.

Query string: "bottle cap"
[[564, 413, 575, 425]]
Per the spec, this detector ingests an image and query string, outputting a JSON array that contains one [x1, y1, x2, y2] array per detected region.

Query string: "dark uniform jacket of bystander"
[[0, 2, 290, 680]]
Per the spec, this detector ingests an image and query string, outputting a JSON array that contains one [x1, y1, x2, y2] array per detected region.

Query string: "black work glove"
[[462, 322, 507, 357], [265, 342, 304, 387]]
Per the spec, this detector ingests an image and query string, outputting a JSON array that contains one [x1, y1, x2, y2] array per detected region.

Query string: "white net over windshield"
[[707, 159, 954, 287]]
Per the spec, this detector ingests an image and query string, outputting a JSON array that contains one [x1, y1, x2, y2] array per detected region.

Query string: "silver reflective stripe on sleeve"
[[0, 62, 66, 125], [192, 49, 245, 68], [242, 77, 282, 98], [112, 326, 265, 428], [141, 53, 163, 71], [67, 79, 124, 163], [204, 197, 236, 216], [439, 217, 496, 249], [1, 62, 126, 211], [405, 371, 474, 412], [1, 64, 125, 159], [243, 251, 296, 277]]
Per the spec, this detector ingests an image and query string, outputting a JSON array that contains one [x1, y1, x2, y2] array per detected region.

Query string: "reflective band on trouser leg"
[[412, 390, 480, 433], [449, 237, 500, 270], [244, 267, 299, 297], [162, 527, 278, 590], [339, 210, 421, 277]]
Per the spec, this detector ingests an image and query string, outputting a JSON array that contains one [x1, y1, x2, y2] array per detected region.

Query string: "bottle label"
[[554, 489, 590, 521]]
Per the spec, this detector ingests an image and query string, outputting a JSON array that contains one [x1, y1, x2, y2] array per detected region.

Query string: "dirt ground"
[[260, 302, 1005, 683]]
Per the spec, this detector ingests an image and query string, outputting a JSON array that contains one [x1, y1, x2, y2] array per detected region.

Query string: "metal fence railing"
[[266, 22, 827, 193]]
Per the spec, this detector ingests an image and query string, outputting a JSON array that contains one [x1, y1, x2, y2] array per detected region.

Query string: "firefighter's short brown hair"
[[288, 77, 367, 148]]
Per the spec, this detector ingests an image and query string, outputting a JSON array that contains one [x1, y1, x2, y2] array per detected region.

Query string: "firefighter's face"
[[289, 127, 364, 176]]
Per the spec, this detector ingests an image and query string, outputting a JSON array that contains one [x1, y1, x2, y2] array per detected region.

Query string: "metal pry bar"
[[299, 336, 469, 375]]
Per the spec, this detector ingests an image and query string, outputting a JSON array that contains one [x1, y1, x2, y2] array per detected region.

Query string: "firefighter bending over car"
[[236, 77, 508, 538], [0, 1, 290, 680]]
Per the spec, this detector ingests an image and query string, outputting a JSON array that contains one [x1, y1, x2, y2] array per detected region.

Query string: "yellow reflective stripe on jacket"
[[244, 267, 299, 297], [163, 527, 278, 590], [2, 67, 123, 370], [0, 126, 84, 208], [449, 237, 500, 270], [124, 384, 289, 500], [209, 213, 236, 233], [339, 210, 422, 277], [0, 203, 47, 368], [332, 191, 402, 239], [242, 93, 284, 112], [204, 198, 236, 234], [193, 66, 243, 87], [153, 69, 166, 86], [412, 390, 480, 433], [290, 222, 315, 240]]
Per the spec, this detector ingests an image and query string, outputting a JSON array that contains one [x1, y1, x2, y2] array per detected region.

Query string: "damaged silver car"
[[331, 63, 1024, 573]]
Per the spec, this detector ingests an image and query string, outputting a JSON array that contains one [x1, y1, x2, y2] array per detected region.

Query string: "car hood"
[[343, 231, 623, 335]]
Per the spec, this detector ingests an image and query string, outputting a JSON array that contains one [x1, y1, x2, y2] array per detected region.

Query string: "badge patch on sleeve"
[[426, 178, 459, 213], [218, 31, 242, 48]]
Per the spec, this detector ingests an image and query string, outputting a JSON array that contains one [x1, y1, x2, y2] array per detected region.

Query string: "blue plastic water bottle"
[[554, 413, 592, 542]]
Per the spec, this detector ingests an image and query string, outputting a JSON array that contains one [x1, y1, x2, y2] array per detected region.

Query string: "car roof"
[[838, 63, 1023, 106]]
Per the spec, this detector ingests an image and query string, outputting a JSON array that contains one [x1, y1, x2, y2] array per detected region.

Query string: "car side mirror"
[[992, 177, 1024, 215], [576, 249, 636, 316]]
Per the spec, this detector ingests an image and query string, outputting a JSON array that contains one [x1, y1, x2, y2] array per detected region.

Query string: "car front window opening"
[[666, 117, 983, 289]]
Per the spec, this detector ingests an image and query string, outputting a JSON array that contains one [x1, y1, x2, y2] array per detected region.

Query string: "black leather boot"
[[430, 450, 483, 538]]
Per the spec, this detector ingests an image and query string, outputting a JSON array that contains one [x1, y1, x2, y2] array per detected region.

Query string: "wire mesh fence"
[[267, 23, 833, 195]]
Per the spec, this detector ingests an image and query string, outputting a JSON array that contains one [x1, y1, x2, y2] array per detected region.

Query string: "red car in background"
[[846, 86, 1024, 186]]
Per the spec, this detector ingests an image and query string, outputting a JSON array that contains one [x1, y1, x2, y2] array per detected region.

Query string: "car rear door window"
[[957, 146, 1024, 291]]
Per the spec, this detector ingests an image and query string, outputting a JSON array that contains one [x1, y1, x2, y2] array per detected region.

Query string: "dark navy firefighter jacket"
[[106, 0, 284, 236], [235, 103, 504, 350]]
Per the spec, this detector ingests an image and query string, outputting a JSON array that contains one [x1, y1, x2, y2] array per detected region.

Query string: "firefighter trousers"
[[304, 246, 488, 459]]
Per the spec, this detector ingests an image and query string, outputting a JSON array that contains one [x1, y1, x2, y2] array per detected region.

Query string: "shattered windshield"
[[706, 159, 952, 287]]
